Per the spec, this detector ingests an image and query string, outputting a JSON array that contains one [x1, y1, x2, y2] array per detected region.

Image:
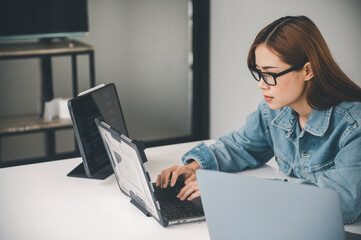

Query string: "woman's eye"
[[261, 74, 268, 80]]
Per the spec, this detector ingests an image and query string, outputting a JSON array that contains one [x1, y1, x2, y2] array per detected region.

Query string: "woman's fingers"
[[156, 174, 161, 187], [156, 165, 181, 188], [187, 190, 201, 201], [170, 166, 189, 187], [160, 168, 172, 188], [156, 165, 197, 188], [184, 173, 197, 185], [177, 180, 200, 201]]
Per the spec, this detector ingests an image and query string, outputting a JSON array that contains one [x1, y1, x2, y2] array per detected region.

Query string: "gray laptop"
[[95, 118, 205, 227], [197, 169, 345, 240]]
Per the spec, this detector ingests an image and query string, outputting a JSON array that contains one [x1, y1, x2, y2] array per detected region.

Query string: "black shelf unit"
[[0, 39, 95, 168]]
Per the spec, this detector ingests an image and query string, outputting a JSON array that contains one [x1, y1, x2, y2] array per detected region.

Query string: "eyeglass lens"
[[252, 70, 276, 85]]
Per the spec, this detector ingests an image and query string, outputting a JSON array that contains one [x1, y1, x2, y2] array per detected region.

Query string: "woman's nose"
[[258, 78, 270, 90]]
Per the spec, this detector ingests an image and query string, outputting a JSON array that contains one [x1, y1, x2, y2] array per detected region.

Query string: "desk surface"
[[0, 140, 360, 240]]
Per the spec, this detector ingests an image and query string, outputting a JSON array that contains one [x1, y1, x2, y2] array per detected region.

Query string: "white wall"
[[0, 0, 191, 161], [210, 0, 361, 138], [80, 0, 191, 141]]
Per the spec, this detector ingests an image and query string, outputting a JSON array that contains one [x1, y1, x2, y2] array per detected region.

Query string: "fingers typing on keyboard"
[[177, 180, 200, 201], [156, 165, 196, 188]]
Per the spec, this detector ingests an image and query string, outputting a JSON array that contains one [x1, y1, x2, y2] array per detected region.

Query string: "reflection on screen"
[[72, 84, 127, 172]]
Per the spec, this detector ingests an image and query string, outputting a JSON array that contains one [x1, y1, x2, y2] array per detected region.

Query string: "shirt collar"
[[271, 106, 333, 136]]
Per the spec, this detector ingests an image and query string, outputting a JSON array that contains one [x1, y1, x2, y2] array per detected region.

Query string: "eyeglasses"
[[250, 65, 302, 86]]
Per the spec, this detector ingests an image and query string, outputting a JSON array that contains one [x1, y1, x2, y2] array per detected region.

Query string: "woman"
[[156, 15, 361, 224]]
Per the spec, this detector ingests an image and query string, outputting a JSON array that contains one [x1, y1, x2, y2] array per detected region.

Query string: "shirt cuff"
[[182, 142, 219, 170]]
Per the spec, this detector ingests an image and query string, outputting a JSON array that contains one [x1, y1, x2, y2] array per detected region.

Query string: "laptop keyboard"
[[153, 181, 204, 221]]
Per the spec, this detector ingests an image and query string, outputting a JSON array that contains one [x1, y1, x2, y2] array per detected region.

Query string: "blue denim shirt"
[[182, 100, 361, 224]]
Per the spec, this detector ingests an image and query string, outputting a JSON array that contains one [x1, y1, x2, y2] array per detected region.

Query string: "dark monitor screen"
[[68, 83, 128, 176], [0, 0, 89, 40]]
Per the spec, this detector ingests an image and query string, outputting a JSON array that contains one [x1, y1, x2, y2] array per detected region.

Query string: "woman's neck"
[[291, 101, 312, 130]]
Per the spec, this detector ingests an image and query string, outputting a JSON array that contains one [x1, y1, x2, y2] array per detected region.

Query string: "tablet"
[[67, 83, 128, 179]]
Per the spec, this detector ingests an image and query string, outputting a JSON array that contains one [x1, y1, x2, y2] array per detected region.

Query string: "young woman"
[[156, 15, 361, 224]]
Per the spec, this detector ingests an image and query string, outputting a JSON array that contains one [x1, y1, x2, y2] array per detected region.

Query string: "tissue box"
[[43, 98, 71, 122]]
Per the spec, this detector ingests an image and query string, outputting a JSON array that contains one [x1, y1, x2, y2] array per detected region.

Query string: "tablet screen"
[[69, 83, 128, 175]]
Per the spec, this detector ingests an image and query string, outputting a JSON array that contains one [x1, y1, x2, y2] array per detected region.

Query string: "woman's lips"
[[263, 95, 273, 102]]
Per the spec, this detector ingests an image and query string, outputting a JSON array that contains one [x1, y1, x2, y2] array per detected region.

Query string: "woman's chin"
[[266, 101, 285, 110]]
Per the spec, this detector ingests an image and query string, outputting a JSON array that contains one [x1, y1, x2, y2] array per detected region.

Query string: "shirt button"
[[196, 148, 200, 151], [301, 153, 310, 158]]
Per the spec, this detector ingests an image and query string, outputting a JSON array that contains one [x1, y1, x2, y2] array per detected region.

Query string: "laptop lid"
[[197, 169, 345, 240], [95, 119, 165, 225], [67, 83, 128, 178]]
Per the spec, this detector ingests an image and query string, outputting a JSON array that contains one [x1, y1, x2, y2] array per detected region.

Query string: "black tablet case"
[[67, 83, 128, 179]]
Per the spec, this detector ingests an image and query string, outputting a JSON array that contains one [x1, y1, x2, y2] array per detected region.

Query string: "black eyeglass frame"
[[250, 65, 303, 86]]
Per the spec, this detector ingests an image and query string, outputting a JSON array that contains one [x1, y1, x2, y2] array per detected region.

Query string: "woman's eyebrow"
[[255, 65, 279, 70]]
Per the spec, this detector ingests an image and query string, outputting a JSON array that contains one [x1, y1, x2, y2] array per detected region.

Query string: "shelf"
[[0, 38, 94, 166], [0, 115, 73, 135], [0, 39, 94, 58]]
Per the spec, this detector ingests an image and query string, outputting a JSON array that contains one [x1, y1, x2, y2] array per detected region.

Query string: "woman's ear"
[[303, 62, 313, 81]]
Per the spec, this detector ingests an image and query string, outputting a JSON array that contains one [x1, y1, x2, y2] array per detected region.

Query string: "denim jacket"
[[182, 100, 361, 224]]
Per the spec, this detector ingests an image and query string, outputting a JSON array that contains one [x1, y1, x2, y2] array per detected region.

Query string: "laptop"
[[95, 118, 205, 227], [197, 169, 346, 240]]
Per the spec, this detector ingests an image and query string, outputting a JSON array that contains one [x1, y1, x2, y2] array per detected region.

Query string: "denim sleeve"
[[182, 102, 274, 171], [316, 123, 361, 224]]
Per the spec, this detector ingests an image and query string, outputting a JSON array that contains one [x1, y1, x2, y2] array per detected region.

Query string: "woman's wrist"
[[186, 160, 200, 172]]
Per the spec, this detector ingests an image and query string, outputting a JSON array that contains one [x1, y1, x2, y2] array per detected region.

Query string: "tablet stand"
[[67, 162, 113, 180]]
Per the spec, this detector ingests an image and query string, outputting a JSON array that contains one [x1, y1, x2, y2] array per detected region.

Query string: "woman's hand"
[[177, 179, 200, 201], [155, 161, 200, 188]]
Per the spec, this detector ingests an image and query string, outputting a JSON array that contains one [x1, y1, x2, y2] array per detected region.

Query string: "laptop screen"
[[96, 121, 160, 220]]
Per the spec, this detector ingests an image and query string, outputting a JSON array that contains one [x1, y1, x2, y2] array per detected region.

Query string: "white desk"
[[0, 140, 360, 240]]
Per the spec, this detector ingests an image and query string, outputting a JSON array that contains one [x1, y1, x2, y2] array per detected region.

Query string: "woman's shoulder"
[[334, 101, 361, 123]]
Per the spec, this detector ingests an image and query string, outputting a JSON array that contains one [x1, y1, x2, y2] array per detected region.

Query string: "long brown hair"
[[247, 15, 361, 109]]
